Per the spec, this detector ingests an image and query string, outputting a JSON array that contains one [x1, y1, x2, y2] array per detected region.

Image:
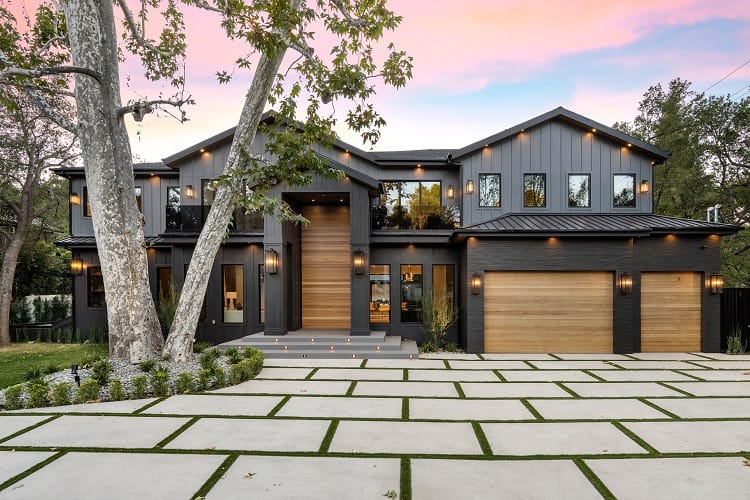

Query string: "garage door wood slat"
[[641, 272, 701, 352]]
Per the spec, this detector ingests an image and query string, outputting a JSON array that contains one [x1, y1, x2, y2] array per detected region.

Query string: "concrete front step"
[[244, 331, 387, 344], [240, 337, 403, 352]]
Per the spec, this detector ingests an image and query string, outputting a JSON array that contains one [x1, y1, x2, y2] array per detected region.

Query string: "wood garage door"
[[301, 205, 350, 328], [484, 271, 613, 353], [641, 272, 701, 352]]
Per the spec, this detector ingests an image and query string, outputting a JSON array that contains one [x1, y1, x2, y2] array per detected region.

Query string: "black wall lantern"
[[353, 250, 366, 274], [70, 258, 84, 275], [709, 273, 724, 294], [470, 272, 482, 294], [69, 192, 81, 205], [184, 185, 194, 198], [265, 249, 279, 274], [618, 272, 633, 294], [447, 185, 455, 199], [465, 179, 474, 195]]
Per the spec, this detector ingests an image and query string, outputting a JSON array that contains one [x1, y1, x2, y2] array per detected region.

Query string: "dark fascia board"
[[451, 226, 739, 242], [159, 234, 263, 244], [370, 232, 454, 245], [322, 155, 379, 190], [452, 106, 671, 163], [51, 163, 177, 178]]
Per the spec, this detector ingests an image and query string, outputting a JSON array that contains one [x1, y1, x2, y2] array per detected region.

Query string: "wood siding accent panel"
[[483, 271, 614, 353], [301, 205, 351, 328], [641, 272, 701, 352]]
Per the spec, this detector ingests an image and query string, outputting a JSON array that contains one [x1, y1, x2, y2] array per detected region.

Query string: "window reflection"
[[369, 264, 391, 324], [523, 174, 546, 207], [223, 264, 244, 323], [568, 174, 591, 208], [401, 264, 423, 322], [479, 174, 501, 207], [613, 174, 636, 207]]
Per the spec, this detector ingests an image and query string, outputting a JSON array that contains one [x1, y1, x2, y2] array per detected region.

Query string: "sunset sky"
[[10, 0, 750, 162]]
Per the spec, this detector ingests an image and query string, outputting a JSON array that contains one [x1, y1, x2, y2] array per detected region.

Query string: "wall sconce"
[[70, 258, 84, 275], [709, 273, 724, 294], [352, 250, 366, 274], [639, 180, 650, 194], [265, 249, 279, 274], [69, 193, 81, 205], [447, 185, 455, 199], [466, 179, 474, 195], [618, 272, 633, 294], [185, 185, 194, 198], [470, 272, 482, 294]]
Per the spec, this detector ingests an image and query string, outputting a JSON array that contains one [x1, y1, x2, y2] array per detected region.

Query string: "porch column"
[[350, 245, 370, 336], [264, 210, 287, 336]]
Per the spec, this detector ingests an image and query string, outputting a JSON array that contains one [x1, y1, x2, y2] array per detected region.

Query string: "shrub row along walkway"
[[1, 352, 750, 499]]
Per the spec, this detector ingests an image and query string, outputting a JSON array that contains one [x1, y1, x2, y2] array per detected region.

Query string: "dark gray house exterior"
[[56, 107, 739, 353]]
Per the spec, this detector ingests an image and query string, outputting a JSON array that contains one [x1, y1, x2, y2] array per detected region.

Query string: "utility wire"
[[702, 57, 750, 93]]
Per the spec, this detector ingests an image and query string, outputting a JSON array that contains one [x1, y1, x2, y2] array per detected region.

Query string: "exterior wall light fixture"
[[353, 250, 366, 274], [709, 273, 724, 294], [70, 193, 81, 205], [466, 179, 474, 195], [70, 258, 84, 275], [447, 185, 455, 199], [470, 272, 482, 294], [265, 249, 279, 274], [640, 180, 650, 194], [618, 272, 633, 294], [185, 185, 194, 198]]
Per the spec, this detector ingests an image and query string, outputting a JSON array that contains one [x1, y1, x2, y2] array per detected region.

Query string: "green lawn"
[[0, 342, 109, 389]]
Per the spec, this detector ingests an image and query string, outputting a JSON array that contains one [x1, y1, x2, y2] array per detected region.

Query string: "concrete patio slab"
[[312, 368, 403, 380], [461, 382, 571, 398], [528, 399, 670, 420], [0, 451, 53, 484], [330, 420, 481, 454], [354, 381, 457, 397], [420, 353, 482, 360], [408, 369, 499, 382], [212, 379, 350, 395], [482, 422, 647, 455], [664, 381, 750, 396], [623, 421, 750, 453], [0, 415, 50, 440], [529, 361, 620, 370], [647, 397, 750, 419], [480, 353, 558, 360], [7, 399, 156, 415], [409, 398, 533, 421], [590, 370, 695, 381], [412, 459, 601, 500], [2, 415, 189, 449], [612, 361, 707, 370], [364, 359, 445, 369], [680, 370, 750, 381], [689, 361, 750, 370], [205, 456, 400, 500], [0, 452, 224, 500], [263, 358, 363, 368], [554, 354, 633, 361], [586, 456, 750, 500], [563, 382, 686, 398], [500, 370, 596, 382], [447, 360, 529, 370], [695, 353, 750, 360], [627, 353, 711, 361], [165, 418, 330, 452], [256, 367, 313, 379], [276, 396, 402, 419], [142, 395, 282, 416]]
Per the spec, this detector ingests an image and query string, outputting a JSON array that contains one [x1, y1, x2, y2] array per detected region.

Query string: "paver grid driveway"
[[2, 352, 750, 499]]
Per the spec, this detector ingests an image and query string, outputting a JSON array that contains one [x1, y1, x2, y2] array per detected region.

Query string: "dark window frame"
[[83, 186, 92, 218], [478, 173, 501, 208], [567, 173, 592, 208], [167, 186, 180, 207], [523, 173, 547, 208], [222, 263, 245, 325], [369, 264, 391, 325], [87, 266, 105, 308], [400, 264, 423, 323], [613, 173, 636, 208]]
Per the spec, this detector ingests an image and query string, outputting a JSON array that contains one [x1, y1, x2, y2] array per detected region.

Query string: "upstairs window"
[[135, 186, 142, 212], [523, 174, 546, 207], [479, 174, 501, 207], [613, 174, 636, 207], [381, 181, 445, 229], [83, 187, 92, 217], [88, 266, 105, 307], [167, 187, 180, 207], [568, 174, 591, 208]]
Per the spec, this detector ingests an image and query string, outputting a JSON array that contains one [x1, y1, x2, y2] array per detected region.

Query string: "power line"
[[702, 57, 750, 93]]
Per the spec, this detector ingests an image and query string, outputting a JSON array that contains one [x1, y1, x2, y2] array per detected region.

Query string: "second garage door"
[[484, 271, 614, 353], [641, 272, 701, 352]]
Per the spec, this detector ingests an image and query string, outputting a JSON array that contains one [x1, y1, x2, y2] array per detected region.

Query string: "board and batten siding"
[[459, 120, 654, 226]]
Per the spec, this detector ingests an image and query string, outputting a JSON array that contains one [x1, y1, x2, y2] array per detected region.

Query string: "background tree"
[[0, 89, 77, 347]]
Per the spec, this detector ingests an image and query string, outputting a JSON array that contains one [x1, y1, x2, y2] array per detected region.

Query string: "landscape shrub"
[[132, 375, 148, 399], [109, 379, 125, 401], [228, 363, 244, 385], [224, 347, 242, 364], [175, 372, 194, 394], [214, 367, 226, 388], [139, 359, 156, 373], [150, 365, 170, 397], [197, 369, 212, 391], [91, 359, 112, 386], [75, 379, 100, 403], [193, 341, 213, 354], [51, 382, 73, 406], [4, 384, 24, 410], [199, 349, 220, 372], [26, 382, 49, 408]]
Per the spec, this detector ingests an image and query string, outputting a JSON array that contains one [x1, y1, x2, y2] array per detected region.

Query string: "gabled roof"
[[452, 213, 740, 239], [452, 107, 670, 163]]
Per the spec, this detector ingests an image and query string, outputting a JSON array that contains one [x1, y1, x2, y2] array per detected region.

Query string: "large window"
[[83, 187, 92, 217], [157, 267, 173, 306], [568, 174, 591, 208], [223, 264, 244, 323], [202, 179, 215, 207], [167, 187, 180, 207], [613, 174, 636, 207], [433, 265, 455, 306], [400, 264, 423, 323], [381, 181, 447, 229], [135, 186, 142, 212], [369, 264, 391, 324], [479, 174, 501, 207], [88, 266, 105, 307], [523, 174, 546, 207], [259, 264, 265, 324]]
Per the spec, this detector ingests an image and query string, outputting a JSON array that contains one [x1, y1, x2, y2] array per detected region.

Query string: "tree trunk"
[[0, 223, 30, 347], [63, 0, 163, 361], [162, 51, 287, 361]]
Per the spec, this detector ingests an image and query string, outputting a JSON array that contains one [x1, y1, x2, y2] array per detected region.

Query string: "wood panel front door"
[[301, 205, 351, 328], [641, 272, 701, 352]]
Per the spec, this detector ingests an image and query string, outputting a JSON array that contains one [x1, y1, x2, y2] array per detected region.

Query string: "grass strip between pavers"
[[523, 360, 539, 369], [191, 453, 237, 500], [318, 420, 339, 453], [520, 399, 544, 420], [548, 353, 563, 360], [0, 450, 66, 492], [304, 368, 319, 380], [611, 421, 659, 454], [403, 369, 408, 381], [493, 370, 507, 381], [476, 353, 485, 360], [400, 457, 412, 500], [360, 359, 367, 368], [556, 382, 581, 398], [0, 415, 60, 445], [133, 396, 170, 414], [672, 370, 709, 382], [345, 381, 357, 396], [573, 458, 616, 499], [401, 398, 409, 420], [637, 398, 682, 419], [267, 395, 291, 417], [471, 422, 493, 456], [443, 359, 451, 369], [684, 360, 717, 369], [657, 381, 696, 396], [154, 416, 200, 449], [581, 369, 607, 382], [453, 382, 466, 398]]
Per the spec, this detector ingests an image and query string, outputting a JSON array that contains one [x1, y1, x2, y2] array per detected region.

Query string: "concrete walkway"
[[2, 352, 750, 499]]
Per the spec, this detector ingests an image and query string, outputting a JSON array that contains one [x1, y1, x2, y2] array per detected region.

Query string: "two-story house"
[[55, 107, 739, 353]]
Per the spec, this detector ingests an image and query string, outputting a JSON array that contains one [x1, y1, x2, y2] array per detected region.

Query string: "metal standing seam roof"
[[453, 213, 740, 236]]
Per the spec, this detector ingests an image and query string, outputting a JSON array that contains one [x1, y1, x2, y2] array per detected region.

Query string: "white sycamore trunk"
[[63, 0, 163, 361]]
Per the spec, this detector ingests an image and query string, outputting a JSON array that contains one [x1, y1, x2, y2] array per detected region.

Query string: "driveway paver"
[[0, 451, 53, 484], [409, 398, 533, 421], [0, 415, 50, 439], [664, 381, 750, 396], [256, 367, 313, 379], [447, 360, 529, 370], [276, 396, 402, 419], [623, 421, 750, 453], [613, 361, 706, 370], [564, 382, 685, 398], [354, 381, 457, 397], [647, 397, 750, 419], [408, 369, 499, 382], [528, 399, 671, 420], [330, 420, 481, 454], [500, 370, 596, 382], [590, 369, 695, 381], [7, 399, 155, 414], [680, 370, 750, 381], [212, 379, 350, 395], [461, 382, 571, 398], [530, 361, 620, 370], [143, 395, 282, 416], [312, 368, 403, 380]]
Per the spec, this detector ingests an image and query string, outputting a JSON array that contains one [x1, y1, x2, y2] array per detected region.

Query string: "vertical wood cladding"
[[641, 272, 702, 351]]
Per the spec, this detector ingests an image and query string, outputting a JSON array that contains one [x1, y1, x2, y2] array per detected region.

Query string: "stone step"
[[243, 331, 387, 344], [238, 336, 403, 352]]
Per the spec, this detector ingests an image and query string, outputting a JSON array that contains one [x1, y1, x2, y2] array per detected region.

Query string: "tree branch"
[[0, 193, 21, 217], [116, 0, 173, 57], [0, 64, 102, 83], [117, 96, 192, 121], [25, 91, 77, 134], [329, 0, 366, 27]]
